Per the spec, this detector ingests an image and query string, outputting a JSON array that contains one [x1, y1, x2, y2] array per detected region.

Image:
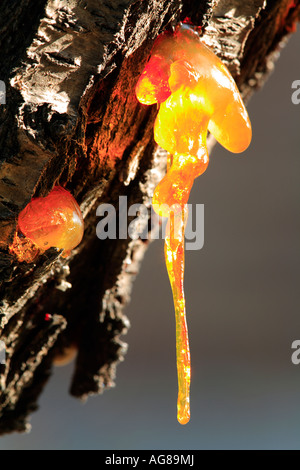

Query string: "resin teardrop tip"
[[178, 414, 190, 425]]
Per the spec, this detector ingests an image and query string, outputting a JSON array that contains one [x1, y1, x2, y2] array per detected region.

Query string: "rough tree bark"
[[0, 0, 299, 434]]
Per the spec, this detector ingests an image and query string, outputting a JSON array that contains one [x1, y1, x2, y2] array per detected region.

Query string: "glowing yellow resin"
[[165, 204, 191, 425], [136, 24, 252, 424]]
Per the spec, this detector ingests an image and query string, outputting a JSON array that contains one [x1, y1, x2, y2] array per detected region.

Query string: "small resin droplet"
[[136, 24, 252, 425], [53, 344, 78, 367], [10, 186, 84, 262]]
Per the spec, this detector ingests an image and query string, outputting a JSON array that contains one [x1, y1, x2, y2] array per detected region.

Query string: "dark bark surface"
[[0, 0, 299, 434]]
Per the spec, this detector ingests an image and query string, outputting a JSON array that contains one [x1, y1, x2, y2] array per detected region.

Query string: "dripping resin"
[[136, 24, 252, 424]]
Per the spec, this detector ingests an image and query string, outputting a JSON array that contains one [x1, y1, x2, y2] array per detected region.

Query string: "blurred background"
[[0, 28, 299, 451]]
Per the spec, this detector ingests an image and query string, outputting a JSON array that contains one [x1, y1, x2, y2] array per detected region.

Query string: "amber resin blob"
[[10, 186, 84, 263], [136, 24, 252, 424]]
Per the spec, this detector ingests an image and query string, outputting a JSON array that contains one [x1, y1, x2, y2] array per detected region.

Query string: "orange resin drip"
[[165, 204, 190, 424], [10, 186, 84, 262], [136, 25, 252, 424]]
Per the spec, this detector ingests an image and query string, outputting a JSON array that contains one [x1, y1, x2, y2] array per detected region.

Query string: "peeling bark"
[[0, 0, 299, 434]]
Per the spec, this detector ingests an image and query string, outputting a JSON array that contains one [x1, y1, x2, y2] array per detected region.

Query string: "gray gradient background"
[[0, 29, 299, 450]]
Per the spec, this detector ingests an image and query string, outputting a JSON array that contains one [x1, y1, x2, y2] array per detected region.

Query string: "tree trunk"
[[0, 0, 299, 434]]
